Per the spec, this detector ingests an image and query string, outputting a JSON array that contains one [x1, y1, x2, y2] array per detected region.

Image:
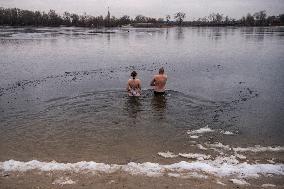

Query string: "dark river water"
[[0, 26, 283, 166]]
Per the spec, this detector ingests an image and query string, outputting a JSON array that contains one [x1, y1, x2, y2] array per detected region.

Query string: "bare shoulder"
[[156, 74, 167, 79]]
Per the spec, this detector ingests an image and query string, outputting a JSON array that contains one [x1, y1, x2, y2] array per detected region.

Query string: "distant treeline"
[[189, 11, 284, 27], [0, 7, 283, 27]]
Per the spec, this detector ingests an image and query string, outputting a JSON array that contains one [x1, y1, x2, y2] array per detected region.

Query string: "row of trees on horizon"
[[0, 7, 284, 27]]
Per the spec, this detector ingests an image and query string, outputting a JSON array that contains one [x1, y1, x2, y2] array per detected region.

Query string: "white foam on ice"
[[167, 173, 180, 177], [196, 144, 208, 150], [212, 155, 240, 165], [206, 142, 231, 151], [52, 177, 76, 185], [204, 143, 284, 157], [189, 135, 199, 139], [235, 153, 247, 160], [188, 172, 208, 179], [123, 162, 162, 177], [267, 159, 275, 164], [208, 142, 231, 150], [158, 151, 178, 158], [187, 126, 214, 135], [167, 172, 207, 179], [0, 160, 120, 173], [216, 180, 226, 186], [261, 184, 276, 187], [230, 179, 250, 185], [233, 145, 284, 153], [221, 131, 234, 135], [178, 153, 211, 161], [1, 159, 283, 179], [158, 152, 211, 160]]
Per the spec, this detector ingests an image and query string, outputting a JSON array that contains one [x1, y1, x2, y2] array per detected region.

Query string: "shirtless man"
[[127, 71, 141, 96], [150, 67, 167, 95]]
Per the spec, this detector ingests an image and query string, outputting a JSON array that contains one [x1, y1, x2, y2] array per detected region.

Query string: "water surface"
[[0, 26, 283, 165]]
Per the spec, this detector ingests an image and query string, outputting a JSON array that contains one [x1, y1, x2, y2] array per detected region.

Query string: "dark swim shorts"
[[154, 91, 166, 95]]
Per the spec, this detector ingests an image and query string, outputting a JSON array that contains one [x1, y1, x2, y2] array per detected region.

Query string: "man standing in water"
[[150, 67, 167, 95]]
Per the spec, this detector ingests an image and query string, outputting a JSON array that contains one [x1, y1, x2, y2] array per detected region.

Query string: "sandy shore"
[[1, 171, 284, 189]]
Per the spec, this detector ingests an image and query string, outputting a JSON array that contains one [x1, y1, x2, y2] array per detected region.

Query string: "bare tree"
[[158, 18, 164, 23], [174, 12, 186, 26], [253, 10, 267, 25], [280, 14, 284, 23], [135, 15, 147, 23], [215, 13, 223, 23], [246, 13, 255, 26], [119, 15, 131, 25]]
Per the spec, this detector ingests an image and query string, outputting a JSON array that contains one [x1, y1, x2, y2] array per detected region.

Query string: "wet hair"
[[131, 71, 137, 79], [159, 67, 164, 74]]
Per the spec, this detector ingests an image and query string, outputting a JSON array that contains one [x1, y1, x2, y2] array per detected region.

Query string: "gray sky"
[[1, 0, 284, 19]]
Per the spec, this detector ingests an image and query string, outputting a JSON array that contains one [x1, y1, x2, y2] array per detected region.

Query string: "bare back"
[[151, 74, 167, 92], [127, 78, 141, 96]]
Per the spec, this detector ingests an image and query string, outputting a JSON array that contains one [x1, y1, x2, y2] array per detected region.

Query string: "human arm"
[[126, 80, 130, 92], [150, 77, 155, 86]]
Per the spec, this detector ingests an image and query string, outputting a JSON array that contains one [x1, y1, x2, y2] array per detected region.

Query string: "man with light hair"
[[150, 67, 167, 95]]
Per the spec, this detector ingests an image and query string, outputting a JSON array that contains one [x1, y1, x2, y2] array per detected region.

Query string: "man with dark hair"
[[150, 67, 167, 95]]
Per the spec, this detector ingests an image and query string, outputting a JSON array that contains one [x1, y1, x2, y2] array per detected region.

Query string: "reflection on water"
[[0, 26, 283, 163], [124, 96, 142, 119], [210, 27, 222, 41], [175, 27, 184, 40], [0, 89, 223, 162], [151, 93, 167, 119], [165, 28, 169, 40]]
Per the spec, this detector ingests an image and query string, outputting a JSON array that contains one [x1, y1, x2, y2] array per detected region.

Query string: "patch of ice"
[[188, 172, 208, 179], [196, 144, 208, 150], [167, 172, 207, 179], [123, 162, 162, 177], [1, 159, 284, 179], [158, 151, 178, 158], [216, 180, 226, 186], [235, 153, 247, 160], [233, 145, 284, 153], [206, 142, 231, 151], [187, 126, 214, 135], [52, 177, 76, 185], [168, 173, 181, 177], [213, 155, 240, 165], [267, 159, 275, 164], [1, 160, 120, 173], [261, 184, 276, 187], [230, 179, 250, 185], [189, 135, 199, 139], [221, 131, 234, 135], [158, 151, 211, 160], [179, 153, 211, 161], [107, 180, 115, 184]]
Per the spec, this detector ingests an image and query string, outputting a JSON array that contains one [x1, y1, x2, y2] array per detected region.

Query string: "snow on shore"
[[1, 159, 283, 179]]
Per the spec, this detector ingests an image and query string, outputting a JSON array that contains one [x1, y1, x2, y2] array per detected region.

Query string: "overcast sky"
[[1, 0, 284, 19]]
